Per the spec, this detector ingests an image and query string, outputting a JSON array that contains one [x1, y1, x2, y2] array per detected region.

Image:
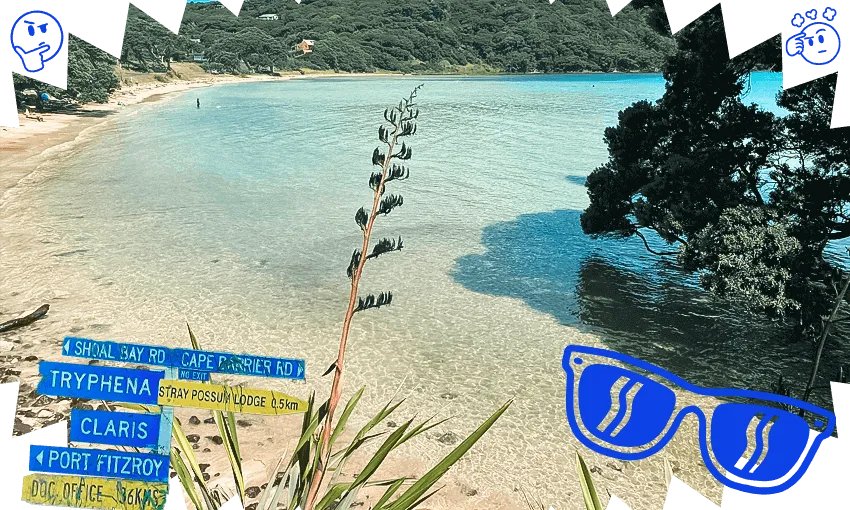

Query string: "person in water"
[[197, 98, 200, 109]]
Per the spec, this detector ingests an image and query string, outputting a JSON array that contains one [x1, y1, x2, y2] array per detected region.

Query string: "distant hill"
[[123, 0, 675, 74]]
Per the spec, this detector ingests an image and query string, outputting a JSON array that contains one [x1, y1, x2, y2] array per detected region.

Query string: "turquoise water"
[[6, 72, 843, 507]]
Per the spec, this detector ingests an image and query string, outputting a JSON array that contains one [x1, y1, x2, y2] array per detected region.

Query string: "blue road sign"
[[62, 336, 306, 380], [177, 368, 210, 382], [172, 348, 305, 380], [37, 361, 163, 405], [63, 337, 170, 366], [29, 445, 169, 483], [69, 409, 162, 450]]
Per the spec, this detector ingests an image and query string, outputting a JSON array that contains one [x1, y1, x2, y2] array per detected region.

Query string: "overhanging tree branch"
[[634, 229, 680, 256]]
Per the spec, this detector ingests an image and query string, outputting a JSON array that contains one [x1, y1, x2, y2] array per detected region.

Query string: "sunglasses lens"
[[578, 364, 676, 448], [711, 404, 811, 481]]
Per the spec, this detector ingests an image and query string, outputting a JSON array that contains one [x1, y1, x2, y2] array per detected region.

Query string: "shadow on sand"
[[452, 209, 846, 411]]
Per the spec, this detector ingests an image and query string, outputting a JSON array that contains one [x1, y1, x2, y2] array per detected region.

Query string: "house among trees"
[[293, 39, 315, 55], [257, 13, 279, 21]]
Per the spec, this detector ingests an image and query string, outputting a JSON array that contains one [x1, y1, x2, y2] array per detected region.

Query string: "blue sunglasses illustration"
[[562, 345, 835, 495]]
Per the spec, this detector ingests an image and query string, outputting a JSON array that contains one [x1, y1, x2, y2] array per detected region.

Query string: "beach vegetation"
[[13, 36, 118, 107], [122, 11, 186, 72], [581, 4, 850, 406], [122, 0, 675, 75], [155, 89, 509, 510]]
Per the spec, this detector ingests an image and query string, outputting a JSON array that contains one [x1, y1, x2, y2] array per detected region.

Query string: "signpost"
[[69, 409, 161, 450], [37, 361, 163, 405], [23, 335, 309, 509], [158, 379, 308, 416], [171, 348, 305, 379], [22, 474, 168, 510], [62, 336, 305, 380], [29, 446, 170, 483]]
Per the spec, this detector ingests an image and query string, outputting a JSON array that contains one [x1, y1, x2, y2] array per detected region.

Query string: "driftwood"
[[0, 304, 49, 333]]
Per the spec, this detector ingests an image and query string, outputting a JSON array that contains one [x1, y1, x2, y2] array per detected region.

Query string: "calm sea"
[[6, 73, 846, 506]]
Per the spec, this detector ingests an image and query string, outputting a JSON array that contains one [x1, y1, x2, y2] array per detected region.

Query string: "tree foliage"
[[171, 0, 674, 74], [13, 35, 118, 105], [581, 5, 850, 342], [122, 9, 186, 71]]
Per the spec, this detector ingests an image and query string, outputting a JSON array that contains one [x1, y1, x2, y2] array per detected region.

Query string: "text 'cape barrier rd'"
[[158, 379, 308, 416], [30, 445, 170, 484], [22, 474, 168, 510], [63, 336, 305, 380], [37, 361, 163, 405], [69, 409, 162, 450]]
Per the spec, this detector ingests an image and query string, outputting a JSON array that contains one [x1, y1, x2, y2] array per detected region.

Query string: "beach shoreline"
[[0, 68, 451, 199], [0, 72, 725, 510], [0, 72, 296, 199]]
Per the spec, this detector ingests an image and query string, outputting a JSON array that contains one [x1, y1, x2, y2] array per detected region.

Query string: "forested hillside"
[[123, 0, 675, 74]]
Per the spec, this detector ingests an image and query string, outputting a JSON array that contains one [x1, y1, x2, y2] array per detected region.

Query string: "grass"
[[116, 63, 211, 87]]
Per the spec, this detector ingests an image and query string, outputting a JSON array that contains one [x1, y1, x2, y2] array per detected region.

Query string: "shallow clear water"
[[4, 73, 846, 507]]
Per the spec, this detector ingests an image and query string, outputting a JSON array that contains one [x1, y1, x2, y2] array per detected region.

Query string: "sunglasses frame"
[[562, 344, 836, 495]]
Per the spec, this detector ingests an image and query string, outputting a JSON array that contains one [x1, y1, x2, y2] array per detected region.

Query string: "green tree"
[[68, 37, 120, 102], [173, 0, 675, 75], [631, 0, 671, 34], [581, 5, 850, 404], [14, 36, 118, 106], [226, 27, 285, 72], [122, 8, 185, 71]]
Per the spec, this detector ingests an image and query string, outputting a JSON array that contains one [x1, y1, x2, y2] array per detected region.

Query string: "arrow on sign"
[[62, 339, 69, 355], [35, 450, 43, 465]]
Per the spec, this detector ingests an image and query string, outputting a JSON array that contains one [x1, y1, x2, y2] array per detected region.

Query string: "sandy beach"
[[0, 71, 726, 510], [0, 69, 561, 510]]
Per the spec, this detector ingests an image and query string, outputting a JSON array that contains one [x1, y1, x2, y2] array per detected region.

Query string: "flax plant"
[[157, 89, 509, 510], [303, 86, 508, 510]]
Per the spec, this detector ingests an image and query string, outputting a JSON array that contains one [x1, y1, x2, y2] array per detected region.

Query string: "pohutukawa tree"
[[304, 85, 423, 510], [581, 4, 850, 409]]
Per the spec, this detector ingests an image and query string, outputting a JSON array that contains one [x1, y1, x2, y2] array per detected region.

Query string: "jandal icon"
[[10, 11, 63, 73], [562, 345, 835, 495], [787, 8, 841, 65]]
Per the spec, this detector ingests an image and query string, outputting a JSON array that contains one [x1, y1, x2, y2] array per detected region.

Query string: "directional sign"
[[37, 361, 163, 405], [158, 379, 308, 416], [177, 368, 210, 382], [69, 409, 161, 450], [63, 337, 170, 366], [172, 348, 305, 380], [22, 473, 168, 510], [63, 336, 305, 380], [29, 445, 170, 483]]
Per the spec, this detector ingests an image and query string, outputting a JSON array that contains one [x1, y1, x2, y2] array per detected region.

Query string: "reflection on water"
[[453, 209, 848, 412]]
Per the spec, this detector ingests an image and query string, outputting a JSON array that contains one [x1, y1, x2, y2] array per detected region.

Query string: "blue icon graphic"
[[10, 11, 63, 72], [787, 8, 841, 65], [562, 345, 836, 495]]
